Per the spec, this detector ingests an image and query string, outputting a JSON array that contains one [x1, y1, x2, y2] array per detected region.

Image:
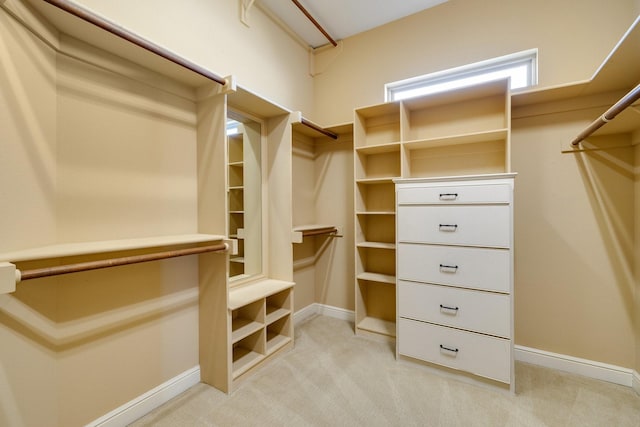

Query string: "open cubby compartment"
[[355, 181, 396, 213], [355, 102, 401, 147], [231, 299, 265, 344], [229, 213, 244, 236], [228, 187, 244, 212], [266, 288, 292, 325], [355, 143, 401, 180], [400, 79, 508, 142], [356, 214, 396, 247], [228, 133, 244, 164], [357, 246, 396, 279], [232, 328, 266, 379], [266, 315, 292, 355], [356, 279, 396, 337], [403, 136, 508, 178], [228, 163, 244, 188]]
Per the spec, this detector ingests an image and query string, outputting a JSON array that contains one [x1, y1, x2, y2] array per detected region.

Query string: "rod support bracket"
[[0, 262, 17, 294], [240, 0, 256, 27]]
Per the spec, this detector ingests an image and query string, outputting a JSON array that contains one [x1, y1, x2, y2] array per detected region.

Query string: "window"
[[385, 49, 537, 102]]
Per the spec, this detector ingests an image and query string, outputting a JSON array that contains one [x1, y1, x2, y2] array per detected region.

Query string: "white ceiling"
[[258, 0, 448, 48]]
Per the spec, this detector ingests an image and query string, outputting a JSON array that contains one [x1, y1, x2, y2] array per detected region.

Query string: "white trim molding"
[[87, 366, 200, 427], [632, 370, 640, 395], [515, 345, 634, 387], [294, 303, 355, 326]]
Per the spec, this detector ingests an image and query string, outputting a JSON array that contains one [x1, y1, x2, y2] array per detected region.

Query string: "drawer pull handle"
[[439, 264, 458, 272], [438, 224, 458, 231], [439, 304, 459, 312], [439, 193, 458, 200], [439, 345, 459, 354]]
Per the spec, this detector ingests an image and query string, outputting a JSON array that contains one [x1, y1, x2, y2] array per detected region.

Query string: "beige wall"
[[311, 0, 639, 368], [313, 0, 636, 125], [0, 1, 227, 425], [74, 0, 314, 117], [636, 144, 640, 375], [292, 131, 355, 313]]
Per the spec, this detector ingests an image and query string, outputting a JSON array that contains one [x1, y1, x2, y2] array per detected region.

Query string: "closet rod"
[[42, 0, 227, 86], [291, 0, 337, 47], [301, 227, 338, 237], [301, 117, 338, 139], [571, 83, 640, 146], [18, 242, 228, 282]]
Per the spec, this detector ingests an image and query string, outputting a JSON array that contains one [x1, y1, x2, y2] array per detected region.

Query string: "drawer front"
[[398, 318, 511, 384], [398, 280, 510, 338], [398, 184, 511, 205], [397, 205, 510, 247], [397, 244, 510, 293]]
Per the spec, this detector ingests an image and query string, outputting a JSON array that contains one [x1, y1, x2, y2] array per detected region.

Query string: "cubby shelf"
[[357, 272, 396, 285], [354, 78, 510, 342], [227, 279, 294, 384], [356, 242, 396, 250], [402, 128, 509, 150], [357, 317, 396, 338]]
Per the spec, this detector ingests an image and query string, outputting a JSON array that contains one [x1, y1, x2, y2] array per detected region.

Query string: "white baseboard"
[[515, 345, 633, 387], [87, 366, 200, 427], [294, 303, 354, 326], [632, 370, 640, 395]]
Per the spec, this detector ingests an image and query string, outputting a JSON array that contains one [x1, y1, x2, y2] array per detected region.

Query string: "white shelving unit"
[[353, 78, 511, 341]]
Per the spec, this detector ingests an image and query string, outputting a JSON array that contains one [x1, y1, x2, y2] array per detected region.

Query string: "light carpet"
[[130, 315, 640, 426]]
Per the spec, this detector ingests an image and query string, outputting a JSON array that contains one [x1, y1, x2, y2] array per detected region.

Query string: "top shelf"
[[0, 233, 226, 263]]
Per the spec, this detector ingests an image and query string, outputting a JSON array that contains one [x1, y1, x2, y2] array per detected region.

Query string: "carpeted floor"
[[130, 315, 640, 426]]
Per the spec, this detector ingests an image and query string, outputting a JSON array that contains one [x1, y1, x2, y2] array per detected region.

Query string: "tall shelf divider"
[[354, 78, 511, 342]]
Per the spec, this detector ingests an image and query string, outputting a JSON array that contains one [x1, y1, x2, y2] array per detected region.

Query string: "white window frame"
[[385, 49, 538, 102]]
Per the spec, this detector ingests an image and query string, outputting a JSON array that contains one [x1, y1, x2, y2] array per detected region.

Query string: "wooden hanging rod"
[[571, 83, 640, 146], [18, 242, 228, 282], [301, 117, 338, 139], [301, 226, 338, 237], [42, 0, 227, 86], [291, 0, 337, 47]]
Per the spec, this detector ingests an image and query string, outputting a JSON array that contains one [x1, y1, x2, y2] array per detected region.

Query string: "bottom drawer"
[[398, 318, 511, 384]]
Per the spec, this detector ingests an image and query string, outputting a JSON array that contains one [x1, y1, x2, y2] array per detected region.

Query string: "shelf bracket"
[[0, 262, 17, 294], [240, 0, 256, 27]]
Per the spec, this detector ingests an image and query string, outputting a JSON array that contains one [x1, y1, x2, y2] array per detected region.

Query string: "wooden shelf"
[[357, 241, 396, 250], [355, 142, 401, 154], [356, 211, 396, 216], [232, 348, 264, 379], [357, 317, 396, 338], [266, 306, 290, 324], [231, 318, 264, 344], [0, 233, 226, 263], [356, 177, 397, 184], [266, 334, 291, 355], [229, 279, 295, 311], [357, 272, 396, 285], [403, 128, 508, 150], [230, 257, 245, 264]]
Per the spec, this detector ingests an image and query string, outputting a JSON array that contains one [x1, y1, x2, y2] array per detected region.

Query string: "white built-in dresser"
[[395, 173, 515, 391]]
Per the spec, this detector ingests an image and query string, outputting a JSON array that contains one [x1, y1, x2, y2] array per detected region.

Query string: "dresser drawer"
[[398, 318, 511, 384], [397, 205, 510, 247], [398, 184, 511, 205], [398, 280, 510, 338], [397, 244, 510, 293]]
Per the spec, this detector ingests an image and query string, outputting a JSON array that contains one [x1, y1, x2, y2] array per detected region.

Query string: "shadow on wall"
[[0, 253, 200, 352], [573, 133, 635, 318]]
